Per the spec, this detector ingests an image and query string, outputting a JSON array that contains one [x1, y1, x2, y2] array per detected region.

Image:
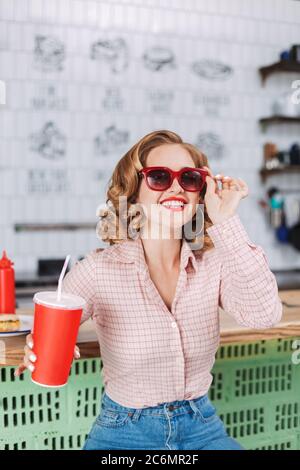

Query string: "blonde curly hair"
[[97, 129, 214, 253]]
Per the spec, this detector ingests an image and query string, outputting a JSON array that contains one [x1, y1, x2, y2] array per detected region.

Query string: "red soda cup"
[[31, 291, 86, 387]]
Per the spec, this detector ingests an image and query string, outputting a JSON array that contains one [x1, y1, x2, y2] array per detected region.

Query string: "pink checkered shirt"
[[62, 214, 282, 408]]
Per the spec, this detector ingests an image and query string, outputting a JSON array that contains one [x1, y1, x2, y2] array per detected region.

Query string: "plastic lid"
[[0, 251, 14, 269], [33, 291, 86, 310]]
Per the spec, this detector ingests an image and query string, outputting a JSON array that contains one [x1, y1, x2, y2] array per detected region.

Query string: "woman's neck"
[[140, 229, 182, 271]]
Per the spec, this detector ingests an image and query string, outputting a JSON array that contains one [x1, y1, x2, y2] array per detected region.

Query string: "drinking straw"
[[57, 255, 71, 302]]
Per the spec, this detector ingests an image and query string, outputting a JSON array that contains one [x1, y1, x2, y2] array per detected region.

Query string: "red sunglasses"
[[138, 166, 208, 192]]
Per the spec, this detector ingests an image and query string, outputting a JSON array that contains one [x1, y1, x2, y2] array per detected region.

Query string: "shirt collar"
[[104, 236, 199, 274]]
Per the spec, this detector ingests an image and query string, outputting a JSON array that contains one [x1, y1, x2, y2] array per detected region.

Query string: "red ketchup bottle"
[[0, 251, 16, 314]]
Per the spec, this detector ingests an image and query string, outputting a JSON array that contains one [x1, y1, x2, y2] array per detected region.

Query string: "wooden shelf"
[[259, 115, 300, 131], [14, 222, 96, 232], [259, 60, 300, 84], [259, 165, 300, 182]]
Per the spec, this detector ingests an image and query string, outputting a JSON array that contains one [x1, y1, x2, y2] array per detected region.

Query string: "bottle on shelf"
[[0, 251, 16, 314]]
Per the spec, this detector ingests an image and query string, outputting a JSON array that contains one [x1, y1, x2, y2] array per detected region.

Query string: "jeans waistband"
[[101, 391, 209, 416]]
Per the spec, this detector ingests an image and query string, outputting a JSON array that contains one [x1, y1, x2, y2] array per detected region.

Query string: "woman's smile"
[[159, 196, 188, 212]]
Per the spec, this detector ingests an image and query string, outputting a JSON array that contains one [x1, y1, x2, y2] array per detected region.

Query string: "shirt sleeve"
[[206, 214, 283, 329], [61, 250, 97, 325]]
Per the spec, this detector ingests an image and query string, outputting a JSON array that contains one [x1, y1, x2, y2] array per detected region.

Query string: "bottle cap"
[[0, 251, 14, 269]]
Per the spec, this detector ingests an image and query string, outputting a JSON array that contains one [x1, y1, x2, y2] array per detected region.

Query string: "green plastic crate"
[[1, 337, 300, 450], [0, 358, 104, 450], [209, 337, 300, 450]]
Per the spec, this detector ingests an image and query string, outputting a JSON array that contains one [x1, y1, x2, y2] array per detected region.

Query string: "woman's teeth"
[[160, 201, 185, 211]]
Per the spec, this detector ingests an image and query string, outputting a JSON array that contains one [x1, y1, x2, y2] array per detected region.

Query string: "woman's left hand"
[[203, 167, 249, 225]]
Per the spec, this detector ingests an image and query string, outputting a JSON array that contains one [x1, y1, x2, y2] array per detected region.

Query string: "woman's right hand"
[[14, 333, 81, 377]]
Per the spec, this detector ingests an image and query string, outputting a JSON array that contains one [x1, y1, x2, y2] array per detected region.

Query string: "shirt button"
[[168, 404, 174, 411], [171, 321, 177, 328]]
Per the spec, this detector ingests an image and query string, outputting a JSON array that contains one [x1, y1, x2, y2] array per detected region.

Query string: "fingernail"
[[30, 354, 36, 362], [28, 341, 33, 349], [14, 370, 18, 377], [29, 364, 35, 372]]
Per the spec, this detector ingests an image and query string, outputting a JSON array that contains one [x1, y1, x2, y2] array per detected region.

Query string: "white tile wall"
[[0, 0, 300, 272]]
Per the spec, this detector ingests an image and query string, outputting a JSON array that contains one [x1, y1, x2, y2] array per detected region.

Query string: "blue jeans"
[[82, 391, 244, 450]]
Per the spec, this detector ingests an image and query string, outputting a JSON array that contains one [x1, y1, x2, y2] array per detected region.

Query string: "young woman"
[[15, 130, 282, 450]]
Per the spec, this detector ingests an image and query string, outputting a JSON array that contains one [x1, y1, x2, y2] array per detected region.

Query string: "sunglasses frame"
[[138, 166, 208, 192]]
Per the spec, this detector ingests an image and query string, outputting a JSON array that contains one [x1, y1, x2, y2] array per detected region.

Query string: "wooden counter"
[[1, 290, 300, 367]]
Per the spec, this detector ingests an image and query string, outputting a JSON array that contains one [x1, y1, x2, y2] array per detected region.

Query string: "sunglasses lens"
[[146, 169, 171, 190], [180, 170, 204, 191]]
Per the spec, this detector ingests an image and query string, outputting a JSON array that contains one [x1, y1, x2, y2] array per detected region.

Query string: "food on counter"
[[0, 313, 20, 332]]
